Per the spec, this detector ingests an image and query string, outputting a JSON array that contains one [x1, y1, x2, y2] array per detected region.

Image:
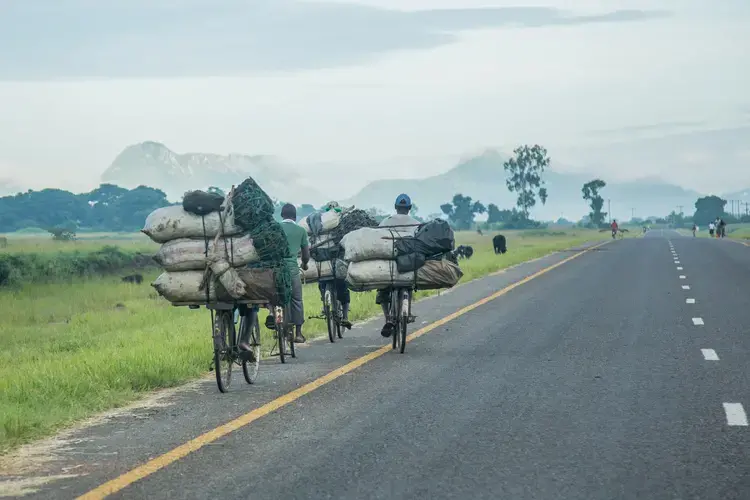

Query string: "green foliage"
[[206, 186, 226, 197], [667, 210, 689, 228], [0, 184, 170, 233], [0, 246, 153, 287], [581, 179, 607, 227], [503, 144, 551, 218], [693, 196, 727, 226], [440, 194, 486, 230]]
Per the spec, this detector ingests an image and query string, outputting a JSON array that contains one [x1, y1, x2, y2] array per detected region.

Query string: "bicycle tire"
[[325, 284, 335, 343], [276, 313, 286, 364], [399, 291, 408, 354], [336, 299, 344, 339], [213, 311, 234, 393], [241, 310, 261, 384], [391, 291, 399, 351]]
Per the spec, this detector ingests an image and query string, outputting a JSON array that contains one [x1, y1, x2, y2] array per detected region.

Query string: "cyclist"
[[316, 201, 352, 329], [262, 203, 309, 344], [376, 194, 420, 338], [692, 223, 697, 237], [610, 219, 619, 239]]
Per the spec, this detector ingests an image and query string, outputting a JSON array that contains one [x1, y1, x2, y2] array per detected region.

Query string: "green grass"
[[0, 229, 605, 453], [0, 232, 158, 255]]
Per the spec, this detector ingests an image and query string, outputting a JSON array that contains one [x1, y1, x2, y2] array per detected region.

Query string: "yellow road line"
[[77, 241, 607, 499]]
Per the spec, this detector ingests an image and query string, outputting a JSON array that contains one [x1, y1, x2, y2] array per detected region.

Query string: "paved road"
[[4, 233, 750, 499]]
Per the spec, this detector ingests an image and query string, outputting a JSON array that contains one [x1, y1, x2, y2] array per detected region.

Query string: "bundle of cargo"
[[341, 219, 463, 291], [298, 205, 379, 283], [145, 183, 292, 306]]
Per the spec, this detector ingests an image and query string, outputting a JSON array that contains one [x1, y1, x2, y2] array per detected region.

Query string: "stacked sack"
[[298, 207, 379, 283], [147, 182, 292, 305], [341, 219, 463, 291]]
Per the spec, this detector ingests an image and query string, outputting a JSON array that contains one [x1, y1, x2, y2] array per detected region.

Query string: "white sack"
[[207, 245, 247, 299], [152, 271, 226, 303], [301, 259, 349, 283], [154, 235, 259, 272], [142, 205, 241, 243], [340, 227, 404, 262], [345, 260, 414, 291], [346, 259, 463, 291], [299, 211, 341, 234]]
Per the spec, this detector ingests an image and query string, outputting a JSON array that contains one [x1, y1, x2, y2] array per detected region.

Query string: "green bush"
[[0, 246, 156, 287]]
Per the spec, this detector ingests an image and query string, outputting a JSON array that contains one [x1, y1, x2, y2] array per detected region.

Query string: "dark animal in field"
[[454, 245, 474, 259], [121, 274, 144, 284], [493, 234, 507, 254], [477, 229, 483, 236]]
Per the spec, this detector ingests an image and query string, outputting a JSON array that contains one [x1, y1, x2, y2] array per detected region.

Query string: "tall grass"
[[0, 229, 604, 452]]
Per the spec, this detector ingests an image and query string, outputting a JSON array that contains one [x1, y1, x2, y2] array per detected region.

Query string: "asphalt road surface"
[[4, 232, 750, 499]]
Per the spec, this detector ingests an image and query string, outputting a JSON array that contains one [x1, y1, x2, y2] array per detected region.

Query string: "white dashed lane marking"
[[677, 267, 683, 270], [682, 285, 690, 290], [723, 403, 748, 426], [686, 298, 696, 304], [679, 275, 686, 279], [701, 349, 719, 361], [692, 317, 705, 326]]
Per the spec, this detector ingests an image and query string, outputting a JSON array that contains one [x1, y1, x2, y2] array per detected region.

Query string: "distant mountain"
[[344, 150, 703, 221], [101, 141, 326, 204]]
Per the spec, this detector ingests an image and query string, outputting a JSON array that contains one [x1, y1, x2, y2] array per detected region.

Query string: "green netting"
[[230, 177, 292, 305], [330, 209, 379, 242], [246, 260, 292, 306]]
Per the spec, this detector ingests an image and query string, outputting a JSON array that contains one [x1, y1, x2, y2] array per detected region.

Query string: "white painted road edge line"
[[723, 403, 748, 426], [692, 317, 705, 326], [686, 298, 696, 304], [701, 349, 719, 361], [682, 285, 690, 290]]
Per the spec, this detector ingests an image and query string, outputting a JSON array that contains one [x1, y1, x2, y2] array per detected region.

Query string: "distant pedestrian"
[[709, 222, 715, 237]]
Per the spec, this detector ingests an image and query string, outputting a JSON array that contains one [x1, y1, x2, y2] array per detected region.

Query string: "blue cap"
[[395, 194, 412, 208]]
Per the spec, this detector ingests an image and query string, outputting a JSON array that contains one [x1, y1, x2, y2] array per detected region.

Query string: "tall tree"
[[693, 196, 726, 225], [503, 144, 550, 219], [487, 203, 514, 224], [581, 179, 607, 227], [440, 194, 486, 230]]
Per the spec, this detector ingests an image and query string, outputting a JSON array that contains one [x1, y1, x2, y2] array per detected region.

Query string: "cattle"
[[454, 245, 474, 260], [493, 234, 507, 254], [121, 273, 144, 284]]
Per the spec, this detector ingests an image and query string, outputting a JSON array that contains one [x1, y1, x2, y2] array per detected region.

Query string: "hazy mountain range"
[[97, 142, 741, 221]]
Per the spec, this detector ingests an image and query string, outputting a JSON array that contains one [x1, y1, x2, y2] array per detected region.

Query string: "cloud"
[[0, 1, 670, 80]]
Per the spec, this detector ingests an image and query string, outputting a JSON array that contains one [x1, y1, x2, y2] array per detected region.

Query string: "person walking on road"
[[376, 194, 420, 338], [264, 203, 310, 344], [610, 219, 619, 239], [709, 221, 715, 237], [719, 218, 727, 238]]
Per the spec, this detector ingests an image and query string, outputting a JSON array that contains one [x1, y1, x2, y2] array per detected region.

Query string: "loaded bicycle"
[[385, 286, 415, 353]]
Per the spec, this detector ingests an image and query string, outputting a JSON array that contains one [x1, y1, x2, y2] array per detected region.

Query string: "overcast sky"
[[0, 0, 749, 194]]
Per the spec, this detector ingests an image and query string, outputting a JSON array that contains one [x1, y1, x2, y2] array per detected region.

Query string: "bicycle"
[[386, 286, 415, 354], [208, 302, 263, 393], [319, 279, 344, 343], [268, 302, 296, 364]]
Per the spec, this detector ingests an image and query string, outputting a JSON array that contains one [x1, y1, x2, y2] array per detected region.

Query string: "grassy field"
[[0, 229, 606, 453], [0, 232, 158, 255]]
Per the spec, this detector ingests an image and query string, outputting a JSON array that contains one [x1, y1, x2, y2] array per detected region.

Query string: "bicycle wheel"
[[213, 311, 234, 393], [324, 283, 335, 343], [391, 291, 400, 351], [275, 307, 287, 364], [398, 291, 408, 354], [241, 309, 261, 384], [335, 298, 344, 339]]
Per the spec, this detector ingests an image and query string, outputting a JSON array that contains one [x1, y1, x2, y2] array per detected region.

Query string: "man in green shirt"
[[279, 203, 310, 343]]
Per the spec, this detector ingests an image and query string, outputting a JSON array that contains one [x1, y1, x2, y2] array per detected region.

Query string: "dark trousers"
[[319, 279, 350, 305]]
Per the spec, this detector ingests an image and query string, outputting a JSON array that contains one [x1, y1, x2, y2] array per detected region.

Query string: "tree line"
[[440, 144, 551, 230]]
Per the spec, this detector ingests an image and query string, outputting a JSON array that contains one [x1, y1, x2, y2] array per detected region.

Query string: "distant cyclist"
[[611, 219, 619, 239], [692, 223, 697, 237]]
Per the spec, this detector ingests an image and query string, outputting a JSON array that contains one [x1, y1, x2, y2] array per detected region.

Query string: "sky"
[[0, 0, 749, 195]]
